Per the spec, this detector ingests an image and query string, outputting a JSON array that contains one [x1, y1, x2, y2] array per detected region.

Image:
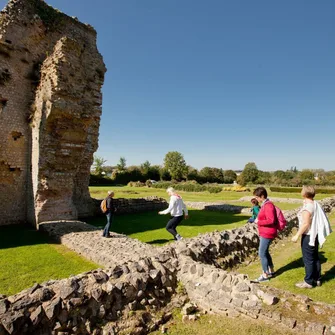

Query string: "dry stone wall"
[[1, 197, 334, 334], [0, 0, 106, 226]]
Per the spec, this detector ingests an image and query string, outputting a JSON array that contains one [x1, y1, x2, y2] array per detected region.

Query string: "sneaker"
[[176, 234, 183, 241], [254, 274, 270, 283], [295, 281, 313, 289]]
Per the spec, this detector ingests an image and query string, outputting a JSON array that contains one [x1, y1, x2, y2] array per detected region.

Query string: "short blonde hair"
[[166, 187, 175, 194], [301, 185, 315, 199], [107, 190, 114, 196]]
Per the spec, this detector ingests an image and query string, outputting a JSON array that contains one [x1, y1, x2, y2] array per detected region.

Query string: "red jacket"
[[257, 200, 278, 239]]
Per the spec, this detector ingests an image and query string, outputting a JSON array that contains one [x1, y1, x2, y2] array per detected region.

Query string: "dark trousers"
[[103, 212, 113, 237], [301, 234, 321, 285], [166, 215, 183, 239], [259, 237, 274, 273]]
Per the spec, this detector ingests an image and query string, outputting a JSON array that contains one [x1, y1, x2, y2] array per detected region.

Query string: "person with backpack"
[[291, 185, 332, 288], [158, 187, 188, 241], [247, 198, 261, 223], [252, 187, 277, 282], [102, 190, 117, 238]]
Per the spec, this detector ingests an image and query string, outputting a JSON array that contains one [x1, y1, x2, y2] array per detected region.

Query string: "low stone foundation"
[[1, 197, 335, 335], [91, 196, 167, 217]]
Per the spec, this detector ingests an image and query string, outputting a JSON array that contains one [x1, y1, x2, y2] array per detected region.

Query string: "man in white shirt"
[[159, 187, 188, 241]]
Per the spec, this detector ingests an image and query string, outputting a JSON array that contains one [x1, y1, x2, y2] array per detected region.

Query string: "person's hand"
[[254, 218, 258, 224], [184, 214, 189, 219], [158, 211, 163, 215], [291, 234, 299, 243]]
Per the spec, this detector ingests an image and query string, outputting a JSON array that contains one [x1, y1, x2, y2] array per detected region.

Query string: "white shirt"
[[161, 195, 188, 216]]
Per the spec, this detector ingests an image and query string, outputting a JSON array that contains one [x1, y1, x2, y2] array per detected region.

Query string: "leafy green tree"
[[223, 170, 237, 183], [163, 151, 188, 181], [186, 166, 199, 181], [299, 169, 315, 183], [93, 155, 107, 177], [117, 157, 126, 171], [199, 167, 223, 183], [239, 162, 259, 184], [140, 160, 151, 176]]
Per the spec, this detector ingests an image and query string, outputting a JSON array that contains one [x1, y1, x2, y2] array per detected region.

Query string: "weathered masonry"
[[0, 0, 106, 226]]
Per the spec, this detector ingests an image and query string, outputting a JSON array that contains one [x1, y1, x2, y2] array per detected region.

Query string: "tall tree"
[[163, 151, 188, 181], [117, 157, 126, 171], [93, 155, 107, 177]]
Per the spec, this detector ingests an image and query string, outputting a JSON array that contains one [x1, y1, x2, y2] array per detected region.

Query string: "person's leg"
[[259, 237, 271, 276], [103, 213, 112, 237], [174, 216, 184, 240], [166, 216, 183, 240], [313, 236, 321, 284], [166, 217, 178, 239], [301, 234, 315, 286], [265, 239, 274, 273]]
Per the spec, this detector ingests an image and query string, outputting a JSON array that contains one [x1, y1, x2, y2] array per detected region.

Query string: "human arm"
[[292, 210, 312, 242]]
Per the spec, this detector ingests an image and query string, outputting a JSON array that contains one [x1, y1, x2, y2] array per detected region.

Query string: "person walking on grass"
[[291, 185, 332, 289], [158, 187, 188, 241], [247, 198, 261, 223], [103, 190, 117, 238], [253, 187, 276, 282]]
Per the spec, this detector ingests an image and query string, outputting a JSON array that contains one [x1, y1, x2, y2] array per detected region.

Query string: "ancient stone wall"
[[0, 0, 106, 226], [92, 196, 168, 216], [1, 197, 334, 334]]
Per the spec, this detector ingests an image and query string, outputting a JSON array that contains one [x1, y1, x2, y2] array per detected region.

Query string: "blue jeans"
[[103, 212, 113, 237], [259, 237, 274, 273], [301, 234, 321, 285]]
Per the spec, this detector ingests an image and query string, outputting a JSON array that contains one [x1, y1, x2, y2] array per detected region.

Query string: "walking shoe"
[[295, 281, 313, 289], [175, 234, 183, 241], [254, 274, 270, 283]]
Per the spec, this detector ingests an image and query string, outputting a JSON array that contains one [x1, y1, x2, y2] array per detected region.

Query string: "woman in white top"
[[159, 187, 188, 241], [292, 185, 320, 289]]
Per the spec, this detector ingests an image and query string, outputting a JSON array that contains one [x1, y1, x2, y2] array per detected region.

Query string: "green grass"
[[84, 210, 250, 245], [0, 225, 99, 296], [237, 211, 335, 304], [150, 313, 301, 335], [89, 186, 332, 202]]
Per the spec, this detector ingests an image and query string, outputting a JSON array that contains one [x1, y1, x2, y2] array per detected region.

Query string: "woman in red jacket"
[[253, 187, 277, 282]]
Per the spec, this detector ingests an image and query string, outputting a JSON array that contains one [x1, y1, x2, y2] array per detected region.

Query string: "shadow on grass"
[[147, 239, 172, 245], [0, 224, 55, 250], [274, 252, 335, 283], [84, 210, 249, 237]]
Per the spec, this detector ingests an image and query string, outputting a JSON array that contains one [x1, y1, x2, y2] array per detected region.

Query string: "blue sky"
[[1, 0, 334, 171]]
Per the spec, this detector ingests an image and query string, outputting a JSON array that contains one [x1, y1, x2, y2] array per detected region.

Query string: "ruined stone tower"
[[0, 0, 106, 226]]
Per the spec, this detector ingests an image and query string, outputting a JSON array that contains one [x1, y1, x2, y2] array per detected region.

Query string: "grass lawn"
[[150, 313, 301, 335], [237, 211, 335, 304], [0, 225, 99, 296], [89, 186, 332, 202], [84, 210, 251, 245]]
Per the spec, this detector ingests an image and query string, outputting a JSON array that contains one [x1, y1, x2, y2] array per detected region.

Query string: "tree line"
[[91, 152, 335, 187]]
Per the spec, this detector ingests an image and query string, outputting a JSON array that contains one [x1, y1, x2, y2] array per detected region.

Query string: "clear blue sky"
[[2, 0, 334, 171]]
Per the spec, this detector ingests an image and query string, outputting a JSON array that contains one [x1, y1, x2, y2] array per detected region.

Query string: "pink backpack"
[[275, 205, 287, 231]]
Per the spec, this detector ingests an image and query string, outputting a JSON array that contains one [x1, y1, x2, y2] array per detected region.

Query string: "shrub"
[[270, 186, 335, 194], [222, 185, 250, 192], [127, 181, 145, 187], [89, 174, 114, 186], [207, 186, 222, 193]]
